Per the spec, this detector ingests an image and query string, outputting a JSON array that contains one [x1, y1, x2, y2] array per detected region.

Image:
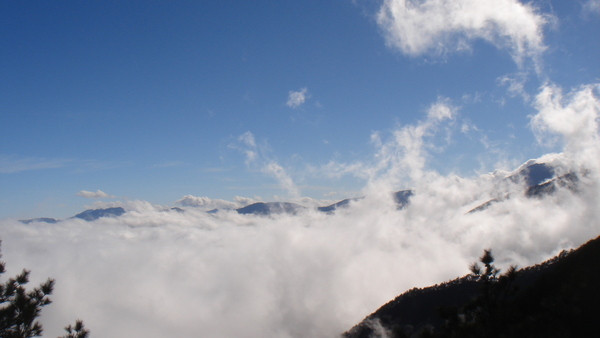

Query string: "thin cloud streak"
[[233, 131, 301, 199], [76, 190, 116, 199], [0, 156, 71, 174], [175, 195, 259, 210]]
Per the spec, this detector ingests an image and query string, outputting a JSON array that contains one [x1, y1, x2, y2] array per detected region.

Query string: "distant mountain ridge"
[[235, 202, 307, 215], [208, 189, 414, 216], [19, 207, 126, 224], [71, 207, 126, 221], [468, 162, 578, 213], [18, 160, 573, 222], [19, 217, 59, 224], [18, 190, 413, 222]]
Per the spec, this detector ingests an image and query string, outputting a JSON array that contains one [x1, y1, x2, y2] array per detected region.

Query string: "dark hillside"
[[344, 277, 479, 338], [344, 234, 600, 338]]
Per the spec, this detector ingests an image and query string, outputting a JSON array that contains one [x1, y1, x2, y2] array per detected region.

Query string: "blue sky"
[[1, 0, 599, 218]]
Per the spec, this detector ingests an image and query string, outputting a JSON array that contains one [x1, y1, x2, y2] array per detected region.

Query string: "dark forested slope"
[[344, 234, 600, 338]]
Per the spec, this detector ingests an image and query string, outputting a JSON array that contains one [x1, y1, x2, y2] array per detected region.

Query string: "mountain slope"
[[19, 207, 126, 223], [235, 202, 306, 215], [71, 207, 126, 221], [344, 234, 600, 337]]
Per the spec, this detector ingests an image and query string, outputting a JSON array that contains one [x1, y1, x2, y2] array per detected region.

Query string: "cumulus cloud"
[[175, 195, 259, 210], [76, 190, 116, 199], [530, 83, 600, 166], [287, 88, 309, 108], [234, 195, 262, 205], [377, 0, 549, 66]]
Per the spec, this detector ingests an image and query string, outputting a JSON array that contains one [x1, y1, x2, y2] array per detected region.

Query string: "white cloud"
[[234, 195, 263, 205], [76, 190, 116, 199], [530, 83, 600, 165], [236, 131, 258, 165], [233, 131, 301, 198], [322, 97, 456, 186], [427, 97, 455, 121], [584, 0, 600, 15], [262, 162, 300, 198], [238, 131, 256, 148], [175, 195, 258, 210], [287, 88, 309, 108], [377, 0, 549, 66], [498, 72, 530, 101]]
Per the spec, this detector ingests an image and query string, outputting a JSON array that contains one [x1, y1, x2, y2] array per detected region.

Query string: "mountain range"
[[18, 160, 571, 223], [19, 207, 126, 224]]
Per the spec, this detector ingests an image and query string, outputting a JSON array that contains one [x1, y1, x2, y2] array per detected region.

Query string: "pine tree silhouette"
[[59, 320, 89, 338], [0, 239, 89, 338]]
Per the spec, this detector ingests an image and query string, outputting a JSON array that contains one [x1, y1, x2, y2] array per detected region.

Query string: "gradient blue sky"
[[1, 0, 599, 218]]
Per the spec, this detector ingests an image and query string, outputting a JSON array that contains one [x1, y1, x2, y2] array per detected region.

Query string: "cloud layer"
[[2, 83, 600, 337], [377, 0, 548, 65]]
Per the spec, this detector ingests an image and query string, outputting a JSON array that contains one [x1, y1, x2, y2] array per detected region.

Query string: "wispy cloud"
[[286, 88, 309, 108], [70, 159, 133, 173], [320, 97, 457, 187], [262, 161, 300, 198], [498, 72, 531, 101], [377, 0, 549, 67], [0, 156, 70, 173], [235, 131, 258, 165], [76, 190, 116, 199], [0, 156, 134, 175], [583, 0, 600, 16], [232, 131, 301, 198]]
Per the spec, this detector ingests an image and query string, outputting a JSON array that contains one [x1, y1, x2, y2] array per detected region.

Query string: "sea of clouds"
[[1, 1, 600, 337], [1, 81, 598, 338]]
